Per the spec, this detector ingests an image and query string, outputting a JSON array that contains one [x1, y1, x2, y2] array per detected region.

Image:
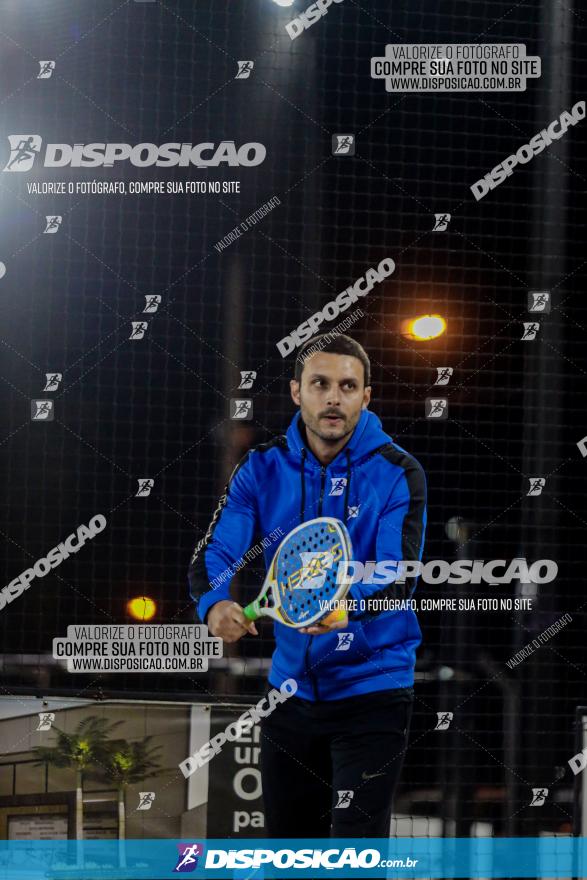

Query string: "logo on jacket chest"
[[329, 477, 347, 496]]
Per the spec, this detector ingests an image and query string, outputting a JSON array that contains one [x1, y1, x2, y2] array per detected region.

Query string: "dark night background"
[[1, 0, 586, 838]]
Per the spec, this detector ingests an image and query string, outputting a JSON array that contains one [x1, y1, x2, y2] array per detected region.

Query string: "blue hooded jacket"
[[188, 409, 427, 701]]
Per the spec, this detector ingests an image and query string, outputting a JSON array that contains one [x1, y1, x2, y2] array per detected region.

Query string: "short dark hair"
[[294, 333, 371, 386]]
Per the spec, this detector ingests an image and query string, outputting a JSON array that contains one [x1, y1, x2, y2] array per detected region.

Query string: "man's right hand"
[[206, 600, 258, 643]]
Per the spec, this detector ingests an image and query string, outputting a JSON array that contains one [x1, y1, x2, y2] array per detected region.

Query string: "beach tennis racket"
[[243, 517, 353, 629]]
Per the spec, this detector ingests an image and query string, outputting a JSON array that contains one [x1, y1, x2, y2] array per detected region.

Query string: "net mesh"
[[1, 0, 586, 840]]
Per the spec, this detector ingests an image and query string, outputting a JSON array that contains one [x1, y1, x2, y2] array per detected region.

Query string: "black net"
[[1, 0, 586, 842]]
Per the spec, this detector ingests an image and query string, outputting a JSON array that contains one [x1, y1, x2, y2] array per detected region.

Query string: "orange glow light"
[[127, 596, 157, 621], [402, 314, 447, 341]]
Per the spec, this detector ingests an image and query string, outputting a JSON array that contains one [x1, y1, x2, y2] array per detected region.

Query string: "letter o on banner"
[[322, 301, 340, 321], [357, 850, 380, 869], [233, 767, 262, 801], [34, 558, 51, 578], [89, 514, 107, 534], [529, 559, 558, 583], [377, 257, 396, 277], [516, 144, 534, 164]]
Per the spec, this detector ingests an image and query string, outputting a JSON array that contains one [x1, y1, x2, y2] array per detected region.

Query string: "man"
[[188, 334, 427, 838]]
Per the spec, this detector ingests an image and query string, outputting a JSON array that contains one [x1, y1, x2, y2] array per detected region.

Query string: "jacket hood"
[[285, 409, 392, 469]]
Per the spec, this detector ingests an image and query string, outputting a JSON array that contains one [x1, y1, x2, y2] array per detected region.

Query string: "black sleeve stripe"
[[365, 443, 427, 610], [187, 435, 288, 607]]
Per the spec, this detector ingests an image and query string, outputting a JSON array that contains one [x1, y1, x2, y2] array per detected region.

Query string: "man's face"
[[290, 352, 371, 444]]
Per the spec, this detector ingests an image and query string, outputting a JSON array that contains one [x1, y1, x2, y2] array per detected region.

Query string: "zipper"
[[318, 466, 326, 515], [304, 636, 319, 700]]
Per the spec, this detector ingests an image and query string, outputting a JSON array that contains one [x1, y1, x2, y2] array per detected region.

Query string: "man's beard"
[[301, 406, 357, 444]]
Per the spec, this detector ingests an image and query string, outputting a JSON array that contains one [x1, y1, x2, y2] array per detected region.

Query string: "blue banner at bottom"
[[0, 837, 586, 879]]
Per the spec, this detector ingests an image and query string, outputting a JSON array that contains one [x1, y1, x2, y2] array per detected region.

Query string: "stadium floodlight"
[[401, 314, 447, 341], [127, 595, 157, 621]]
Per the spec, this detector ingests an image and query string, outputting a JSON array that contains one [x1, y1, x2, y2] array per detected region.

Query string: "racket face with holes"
[[273, 517, 352, 627]]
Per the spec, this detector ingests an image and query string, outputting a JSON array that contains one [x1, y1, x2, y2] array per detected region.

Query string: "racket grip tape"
[[243, 602, 260, 622]]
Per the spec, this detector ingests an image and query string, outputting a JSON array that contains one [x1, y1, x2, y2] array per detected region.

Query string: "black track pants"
[[260, 687, 413, 839]]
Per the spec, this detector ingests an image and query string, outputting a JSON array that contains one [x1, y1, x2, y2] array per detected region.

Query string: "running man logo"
[[43, 373, 62, 392], [425, 398, 448, 420], [434, 367, 453, 386], [174, 843, 203, 873], [521, 322, 540, 340], [137, 792, 156, 811], [528, 291, 551, 313], [527, 477, 546, 496], [3, 135, 42, 172], [529, 788, 548, 806], [435, 712, 453, 730], [433, 213, 451, 231], [136, 478, 155, 497], [230, 399, 253, 420], [329, 477, 347, 496], [332, 134, 355, 155], [289, 547, 341, 590], [334, 790, 354, 809], [335, 632, 354, 651], [238, 371, 257, 390], [44, 216, 62, 234], [31, 400, 54, 421], [129, 321, 149, 340], [144, 295, 161, 313], [37, 61, 55, 79], [236, 61, 254, 79], [36, 712, 55, 731]]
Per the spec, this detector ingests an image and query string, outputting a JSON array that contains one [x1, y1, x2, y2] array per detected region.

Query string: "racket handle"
[[243, 602, 259, 622]]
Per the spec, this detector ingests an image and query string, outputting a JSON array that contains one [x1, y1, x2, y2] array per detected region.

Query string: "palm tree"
[[88, 737, 164, 867], [33, 716, 122, 863]]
